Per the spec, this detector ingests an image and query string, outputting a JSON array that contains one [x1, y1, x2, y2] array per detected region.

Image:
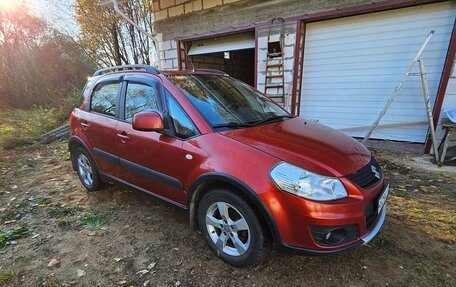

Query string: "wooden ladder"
[[264, 17, 286, 105]]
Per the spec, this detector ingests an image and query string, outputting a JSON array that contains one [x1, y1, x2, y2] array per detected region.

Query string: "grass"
[[80, 211, 117, 228], [47, 206, 82, 218], [0, 108, 62, 149], [0, 227, 29, 247], [57, 219, 70, 227], [0, 269, 16, 283]]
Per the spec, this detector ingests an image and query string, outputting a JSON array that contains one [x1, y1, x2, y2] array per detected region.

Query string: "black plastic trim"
[[92, 148, 183, 191], [276, 238, 364, 255], [188, 172, 283, 244], [68, 136, 92, 170], [93, 148, 118, 165], [101, 173, 187, 211], [118, 157, 183, 190]]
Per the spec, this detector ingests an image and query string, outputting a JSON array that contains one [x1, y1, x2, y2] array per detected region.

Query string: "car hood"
[[220, 117, 371, 177]]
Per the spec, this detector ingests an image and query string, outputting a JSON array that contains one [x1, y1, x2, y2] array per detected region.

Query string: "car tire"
[[198, 188, 270, 267], [74, 147, 103, 192]]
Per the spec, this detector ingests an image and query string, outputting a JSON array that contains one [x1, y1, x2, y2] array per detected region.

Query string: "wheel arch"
[[69, 136, 91, 170], [188, 172, 282, 244]]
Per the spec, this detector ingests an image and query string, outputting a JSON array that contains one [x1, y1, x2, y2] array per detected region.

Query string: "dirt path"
[[0, 141, 455, 287]]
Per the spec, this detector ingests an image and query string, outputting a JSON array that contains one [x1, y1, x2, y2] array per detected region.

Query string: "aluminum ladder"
[[264, 17, 286, 105], [362, 30, 440, 162]]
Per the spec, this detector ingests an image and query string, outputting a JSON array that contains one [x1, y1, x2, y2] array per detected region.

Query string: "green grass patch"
[[0, 227, 29, 247], [0, 209, 17, 222], [0, 269, 16, 283], [47, 206, 82, 218], [57, 219, 70, 227], [80, 211, 117, 228]]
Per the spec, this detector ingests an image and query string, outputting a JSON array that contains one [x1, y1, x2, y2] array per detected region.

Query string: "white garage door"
[[300, 2, 456, 143]]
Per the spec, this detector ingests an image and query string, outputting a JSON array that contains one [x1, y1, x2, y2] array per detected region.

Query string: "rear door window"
[[90, 82, 120, 117], [124, 83, 160, 123]]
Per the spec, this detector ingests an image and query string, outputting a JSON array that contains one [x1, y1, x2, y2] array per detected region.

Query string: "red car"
[[69, 65, 388, 267]]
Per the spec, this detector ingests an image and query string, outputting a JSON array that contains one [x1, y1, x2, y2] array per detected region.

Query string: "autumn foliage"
[[0, 3, 94, 109]]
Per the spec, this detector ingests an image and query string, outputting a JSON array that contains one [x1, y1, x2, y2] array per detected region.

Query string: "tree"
[[0, 2, 95, 108], [76, 0, 155, 67]]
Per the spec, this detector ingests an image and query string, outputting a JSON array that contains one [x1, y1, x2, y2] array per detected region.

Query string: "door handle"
[[117, 132, 129, 141], [81, 122, 89, 130]]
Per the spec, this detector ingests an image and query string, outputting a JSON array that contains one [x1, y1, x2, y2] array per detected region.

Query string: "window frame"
[[118, 74, 166, 123], [89, 79, 122, 119], [164, 88, 201, 140], [122, 81, 163, 124]]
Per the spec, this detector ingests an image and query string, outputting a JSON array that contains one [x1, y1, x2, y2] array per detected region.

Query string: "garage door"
[[300, 2, 456, 143], [188, 32, 255, 56]]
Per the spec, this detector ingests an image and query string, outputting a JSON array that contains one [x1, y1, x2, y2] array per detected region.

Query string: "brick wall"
[[152, 0, 241, 21], [153, 0, 376, 71]]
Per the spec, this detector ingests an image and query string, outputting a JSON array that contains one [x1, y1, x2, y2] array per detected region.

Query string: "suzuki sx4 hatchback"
[[69, 65, 389, 267]]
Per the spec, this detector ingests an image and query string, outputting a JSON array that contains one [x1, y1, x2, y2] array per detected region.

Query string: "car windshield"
[[168, 74, 291, 128]]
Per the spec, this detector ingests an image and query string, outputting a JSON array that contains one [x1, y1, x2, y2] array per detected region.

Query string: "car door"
[[115, 74, 194, 206], [80, 76, 121, 176]]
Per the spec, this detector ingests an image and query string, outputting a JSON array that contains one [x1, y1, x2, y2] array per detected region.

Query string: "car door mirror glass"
[[132, 111, 164, 132]]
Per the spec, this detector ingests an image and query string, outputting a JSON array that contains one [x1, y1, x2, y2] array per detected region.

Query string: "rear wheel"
[[197, 189, 269, 267], [74, 147, 103, 192]]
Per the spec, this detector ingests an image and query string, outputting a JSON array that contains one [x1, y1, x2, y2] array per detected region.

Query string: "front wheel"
[[197, 189, 270, 267]]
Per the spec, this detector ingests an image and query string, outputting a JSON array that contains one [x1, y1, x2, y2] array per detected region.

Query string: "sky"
[[29, 0, 79, 35]]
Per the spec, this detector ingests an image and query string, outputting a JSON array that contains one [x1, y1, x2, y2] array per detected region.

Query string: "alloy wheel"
[[205, 201, 251, 256], [77, 153, 94, 187]]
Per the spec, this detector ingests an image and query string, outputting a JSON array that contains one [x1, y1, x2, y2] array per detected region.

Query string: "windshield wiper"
[[212, 122, 252, 129], [250, 115, 295, 126]]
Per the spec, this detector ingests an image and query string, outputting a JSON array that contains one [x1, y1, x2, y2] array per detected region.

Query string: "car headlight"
[[270, 162, 348, 201]]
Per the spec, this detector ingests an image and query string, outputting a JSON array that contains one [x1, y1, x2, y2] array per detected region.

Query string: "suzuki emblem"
[[371, 165, 381, 179]]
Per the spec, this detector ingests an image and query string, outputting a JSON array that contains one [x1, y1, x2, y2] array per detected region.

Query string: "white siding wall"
[[300, 2, 456, 143]]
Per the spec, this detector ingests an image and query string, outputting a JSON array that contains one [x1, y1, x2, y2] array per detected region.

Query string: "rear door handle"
[[81, 122, 89, 130]]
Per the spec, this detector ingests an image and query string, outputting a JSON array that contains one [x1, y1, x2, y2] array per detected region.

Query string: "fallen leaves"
[[48, 258, 61, 268], [76, 269, 86, 278], [136, 261, 157, 277]]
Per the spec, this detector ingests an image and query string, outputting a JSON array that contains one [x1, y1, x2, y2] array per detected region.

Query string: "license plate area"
[[377, 184, 389, 214]]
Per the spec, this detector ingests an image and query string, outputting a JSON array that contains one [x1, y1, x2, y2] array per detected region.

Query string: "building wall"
[[154, 0, 377, 70], [152, 0, 456, 150]]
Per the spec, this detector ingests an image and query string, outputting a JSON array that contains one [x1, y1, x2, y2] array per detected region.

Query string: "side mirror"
[[132, 111, 164, 132]]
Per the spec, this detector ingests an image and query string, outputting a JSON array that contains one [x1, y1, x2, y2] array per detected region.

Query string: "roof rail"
[[93, 64, 160, 77], [196, 69, 228, 75]]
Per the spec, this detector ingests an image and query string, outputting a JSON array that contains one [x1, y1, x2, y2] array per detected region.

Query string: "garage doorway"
[[181, 32, 256, 86]]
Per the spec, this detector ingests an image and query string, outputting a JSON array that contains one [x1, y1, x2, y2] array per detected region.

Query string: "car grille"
[[346, 158, 382, 189]]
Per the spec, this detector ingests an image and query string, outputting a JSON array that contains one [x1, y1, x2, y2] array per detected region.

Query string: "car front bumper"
[[275, 203, 387, 255]]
